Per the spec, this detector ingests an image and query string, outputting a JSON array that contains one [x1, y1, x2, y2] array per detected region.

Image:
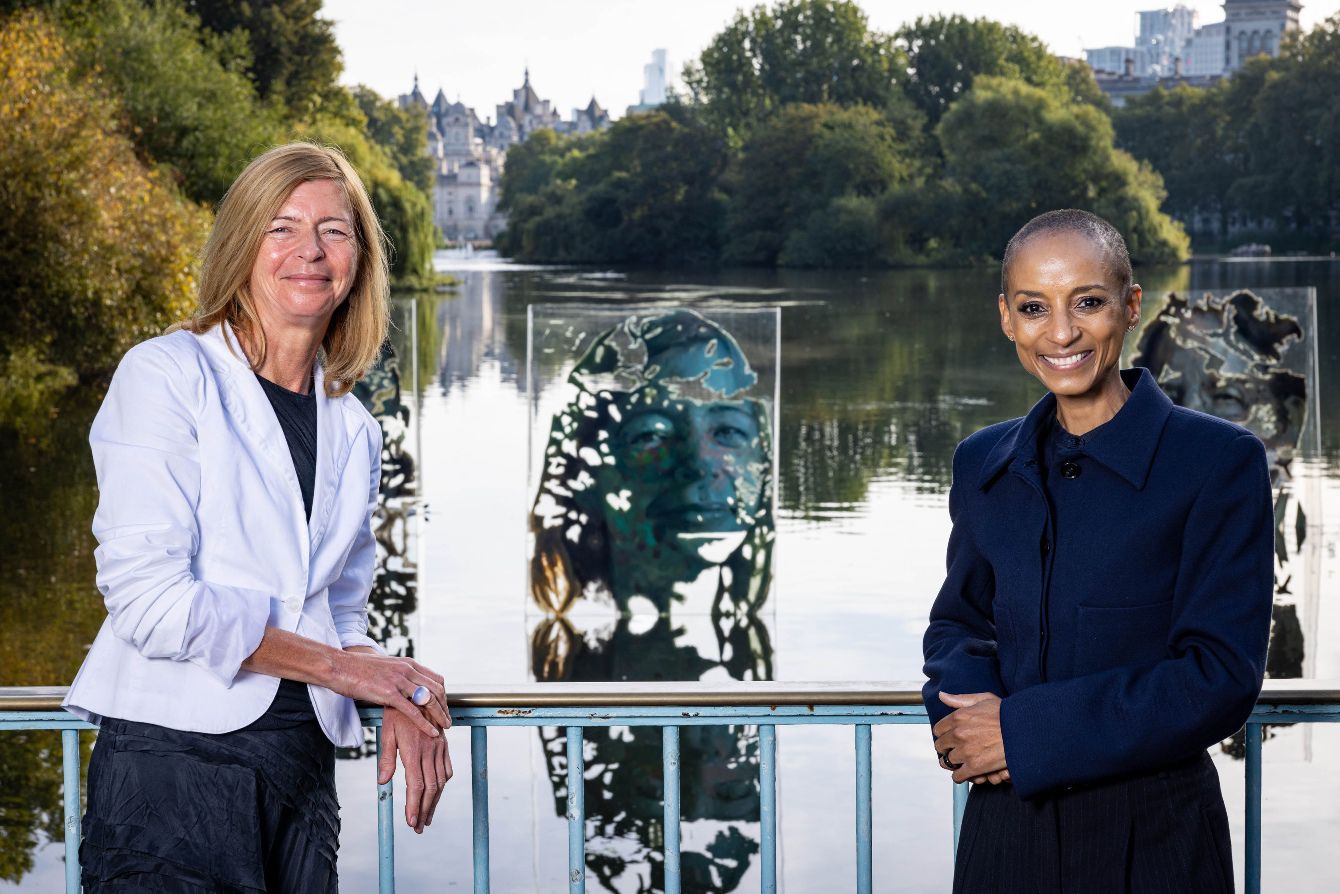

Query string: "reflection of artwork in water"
[[533, 613, 773, 893], [529, 309, 775, 617], [342, 340, 420, 757], [1133, 289, 1314, 698]]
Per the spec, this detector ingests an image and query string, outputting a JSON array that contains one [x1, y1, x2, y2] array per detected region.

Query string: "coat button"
[[1059, 461, 1081, 479]]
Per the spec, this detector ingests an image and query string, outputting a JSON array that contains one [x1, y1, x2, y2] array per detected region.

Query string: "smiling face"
[[999, 230, 1141, 416], [249, 179, 358, 334]]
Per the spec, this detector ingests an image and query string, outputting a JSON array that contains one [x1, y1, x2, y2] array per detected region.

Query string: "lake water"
[[3, 253, 1340, 892]]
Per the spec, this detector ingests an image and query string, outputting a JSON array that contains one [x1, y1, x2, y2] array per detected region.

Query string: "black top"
[[255, 373, 317, 520]]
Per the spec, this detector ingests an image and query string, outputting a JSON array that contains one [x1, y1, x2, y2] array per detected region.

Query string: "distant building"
[[1086, 1, 1303, 106], [1184, 21, 1228, 75], [1223, 0, 1302, 72], [568, 98, 611, 134], [399, 70, 613, 241], [1086, 45, 1142, 77], [627, 49, 670, 116], [1138, 5, 1199, 75]]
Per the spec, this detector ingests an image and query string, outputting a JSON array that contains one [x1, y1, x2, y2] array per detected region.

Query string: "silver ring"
[[411, 685, 431, 707]]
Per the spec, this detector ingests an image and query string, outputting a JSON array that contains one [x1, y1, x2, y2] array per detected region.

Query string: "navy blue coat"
[[923, 368, 1273, 800]]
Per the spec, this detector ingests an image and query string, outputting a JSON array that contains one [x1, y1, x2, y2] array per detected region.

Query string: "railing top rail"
[[3, 679, 1340, 712]]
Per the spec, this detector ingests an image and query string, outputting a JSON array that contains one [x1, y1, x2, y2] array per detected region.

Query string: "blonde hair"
[[178, 142, 390, 397]]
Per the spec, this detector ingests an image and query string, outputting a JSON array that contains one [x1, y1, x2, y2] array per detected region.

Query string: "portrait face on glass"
[[529, 309, 776, 616]]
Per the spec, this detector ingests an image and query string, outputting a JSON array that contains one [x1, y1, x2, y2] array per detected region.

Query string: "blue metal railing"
[[2, 680, 1337, 894]]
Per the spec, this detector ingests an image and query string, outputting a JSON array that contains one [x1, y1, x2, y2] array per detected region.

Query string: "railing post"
[[376, 723, 396, 894], [855, 724, 872, 894], [62, 729, 80, 894], [567, 726, 585, 894], [1245, 722, 1262, 894], [663, 726, 681, 894], [952, 781, 968, 856], [759, 724, 777, 894], [471, 725, 490, 894]]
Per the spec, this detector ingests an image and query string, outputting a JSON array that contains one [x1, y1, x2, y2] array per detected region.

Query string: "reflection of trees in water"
[[0, 386, 105, 880], [342, 341, 420, 758], [533, 614, 772, 894], [1133, 289, 1313, 757]]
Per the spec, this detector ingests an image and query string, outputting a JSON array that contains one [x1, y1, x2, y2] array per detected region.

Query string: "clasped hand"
[[340, 649, 453, 833], [932, 691, 1009, 785]]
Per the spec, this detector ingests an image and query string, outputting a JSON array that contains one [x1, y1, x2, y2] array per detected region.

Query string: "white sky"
[[324, 1, 1340, 118]]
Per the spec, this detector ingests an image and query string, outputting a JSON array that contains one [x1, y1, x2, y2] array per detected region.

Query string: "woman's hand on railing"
[[378, 706, 454, 833], [335, 648, 451, 737]]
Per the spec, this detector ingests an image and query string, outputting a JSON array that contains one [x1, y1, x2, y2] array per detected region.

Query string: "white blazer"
[[64, 323, 384, 747]]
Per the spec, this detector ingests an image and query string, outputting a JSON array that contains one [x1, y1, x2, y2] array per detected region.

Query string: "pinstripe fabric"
[[953, 752, 1233, 894]]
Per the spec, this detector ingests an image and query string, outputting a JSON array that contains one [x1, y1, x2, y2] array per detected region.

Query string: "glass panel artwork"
[[526, 306, 780, 621], [526, 305, 780, 893], [1131, 287, 1320, 684]]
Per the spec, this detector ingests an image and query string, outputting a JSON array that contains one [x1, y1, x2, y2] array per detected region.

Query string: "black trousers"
[[953, 752, 1234, 894], [80, 680, 340, 893]]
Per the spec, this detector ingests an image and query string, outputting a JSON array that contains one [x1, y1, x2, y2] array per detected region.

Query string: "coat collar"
[[197, 322, 357, 550], [978, 368, 1173, 491]]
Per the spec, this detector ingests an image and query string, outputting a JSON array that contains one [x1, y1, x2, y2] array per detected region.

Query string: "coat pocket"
[[1073, 601, 1173, 677]]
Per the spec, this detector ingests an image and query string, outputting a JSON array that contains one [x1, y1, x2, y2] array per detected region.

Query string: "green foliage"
[[499, 106, 728, 265], [894, 15, 1071, 127], [499, 128, 578, 211], [184, 0, 342, 117], [885, 77, 1188, 264], [0, 9, 210, 408], [1114, 15, 1340, 250], [780, 195, 882, 267], [353, 84, 435, 194], [61, 0, 282, 205], [723, 103, 917, 265], [684, 0, 910, 134], [502, 0, 1184, 269]]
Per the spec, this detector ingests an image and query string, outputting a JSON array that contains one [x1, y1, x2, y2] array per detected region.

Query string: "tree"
[[684, 0, 909, 134], [1231, 22, 1340, 236], [353, 85, 435, 194], [1113, 84, 1232, 227], [0, 9, 210, 420], [499, 106, 729, 265], [60, 0, 281, 205], [184, 0, 342, 116], [498, 128, 579, 211], [894, 15, 1071, 127], [887, 77, 1188, 264], [723, 103, 918, 265]]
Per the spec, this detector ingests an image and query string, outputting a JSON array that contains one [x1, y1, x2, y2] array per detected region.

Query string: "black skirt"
[[80, 679, 340, 893], [953, 751, 1234, 894]]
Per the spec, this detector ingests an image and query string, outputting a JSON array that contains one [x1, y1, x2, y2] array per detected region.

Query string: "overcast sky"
[[324, 1, 1340, 119]]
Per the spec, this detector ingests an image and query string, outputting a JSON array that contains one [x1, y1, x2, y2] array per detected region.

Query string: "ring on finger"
[[411, 685, 431, 707]]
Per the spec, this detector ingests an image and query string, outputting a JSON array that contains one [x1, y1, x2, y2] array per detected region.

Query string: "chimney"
[[1124, 56, 1135, 78]]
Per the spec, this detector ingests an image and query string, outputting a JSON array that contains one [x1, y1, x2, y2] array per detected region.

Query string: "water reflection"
[[532, 613, 773, 893]]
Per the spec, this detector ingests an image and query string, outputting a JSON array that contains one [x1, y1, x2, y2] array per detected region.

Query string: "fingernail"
[[410, 815, 418, 826]]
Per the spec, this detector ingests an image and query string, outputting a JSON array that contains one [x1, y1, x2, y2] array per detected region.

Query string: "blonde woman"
[[65, 143, 451, 892]]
